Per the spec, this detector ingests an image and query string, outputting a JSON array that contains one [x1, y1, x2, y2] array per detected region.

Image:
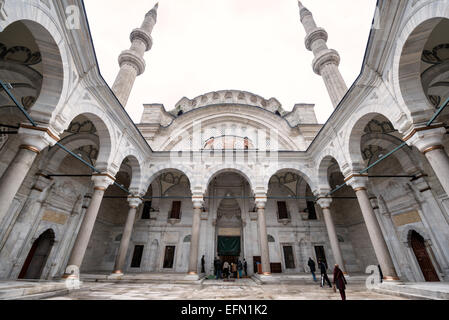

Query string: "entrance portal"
[[18, 229, 55, 279], [215, 196, 243, 261], [410, 231, 439, 282]]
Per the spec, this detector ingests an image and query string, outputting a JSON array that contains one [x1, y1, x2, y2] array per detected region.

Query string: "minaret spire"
[[111, 2, 159, 107], [297, 1, 348, 108]]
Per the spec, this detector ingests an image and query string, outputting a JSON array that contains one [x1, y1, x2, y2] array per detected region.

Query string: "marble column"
[[188, 197, 203, 274], [256, 197, 271, 275], [0, 125, 58, 227], [113, 196, 142, 275], [347, 176, 399, 281], [316, 197, 346, 273], [407, 126, 449, 197], [63, 174, 115, 278]]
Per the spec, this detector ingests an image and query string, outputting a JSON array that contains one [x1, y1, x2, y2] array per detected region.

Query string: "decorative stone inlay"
[[391, 210, 421, 227], [42, 210, 69, 225]]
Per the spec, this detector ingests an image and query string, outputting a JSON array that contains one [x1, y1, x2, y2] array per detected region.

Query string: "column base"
[[184, 272, 200, 281], [108, 272, 124, 280], [383, 276, 401, 282], [61, 273, 78, 280]]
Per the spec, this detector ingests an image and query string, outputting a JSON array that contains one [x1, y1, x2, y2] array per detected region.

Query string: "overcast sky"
[[83, 0, 378, 124]]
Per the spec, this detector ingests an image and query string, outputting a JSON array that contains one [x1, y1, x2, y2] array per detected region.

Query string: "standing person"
[[223, 260, 230, 279], [237, 260, 243, 279], [214, 257, 222, 279], [318, 259, 332, 288], [231, 262, 237, 278], [201, 255, 205, 274], [213, 257, 218, 277], [308, 257, 317, 282], [333, 264, 347, 300], [243, 259, 248, 277]]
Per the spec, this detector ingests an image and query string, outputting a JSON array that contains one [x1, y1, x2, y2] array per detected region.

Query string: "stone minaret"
[[297, 1, 348, 108], [112, 3, 159, 107]]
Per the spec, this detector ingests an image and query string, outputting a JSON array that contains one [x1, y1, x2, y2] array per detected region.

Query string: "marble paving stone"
[[44, 280, 408, 300]]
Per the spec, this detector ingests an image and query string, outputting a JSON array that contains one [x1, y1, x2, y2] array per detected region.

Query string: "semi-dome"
[[170, 90, 286, 117]]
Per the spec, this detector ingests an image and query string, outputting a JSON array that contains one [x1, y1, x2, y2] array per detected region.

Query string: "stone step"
[[0, 281, 71, 300], [373, 282, 449, 300]]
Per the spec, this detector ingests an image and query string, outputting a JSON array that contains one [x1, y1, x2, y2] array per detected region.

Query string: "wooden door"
[[410, 231, 439, 282], [163, 246, 176, 268]]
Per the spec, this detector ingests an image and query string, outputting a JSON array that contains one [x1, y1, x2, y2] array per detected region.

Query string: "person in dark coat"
[[308, 257, 317, 282], [318, 259, 332, 288], [237, 260, 243, 279], [214, 257, 222, 279], [333, 264, 347, 300], [201, 255, 205, 273], [243, 259, 248, 277]]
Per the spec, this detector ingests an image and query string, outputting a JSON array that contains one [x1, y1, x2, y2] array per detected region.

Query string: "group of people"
[[307, 257, 347, 300], [213, 257, 248, 280]]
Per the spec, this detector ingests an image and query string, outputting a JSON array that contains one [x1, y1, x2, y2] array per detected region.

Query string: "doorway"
[[314, 245, 328, 268], [410, 231, 439, 282], [283, 245, 295, 269], [18, 229, 55, 279], [163, 246, 176, 269]]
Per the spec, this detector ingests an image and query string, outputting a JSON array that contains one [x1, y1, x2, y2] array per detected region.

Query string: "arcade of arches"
[[0, 0, 448, 287]]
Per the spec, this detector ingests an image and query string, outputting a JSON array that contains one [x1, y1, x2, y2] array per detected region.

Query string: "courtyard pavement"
[[45, 278, 408, 300]]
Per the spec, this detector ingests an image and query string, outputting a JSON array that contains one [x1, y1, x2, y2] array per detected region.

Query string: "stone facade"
[[0, 0, 448, 284]]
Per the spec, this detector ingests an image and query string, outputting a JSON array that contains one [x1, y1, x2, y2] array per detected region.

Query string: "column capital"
[[345, 173, 369, 191], [404, 124, 446, 153], [127, 195, 142, 209], [18, 124, 60, 153], [316, 197, 332, 209], [92, 173, 115, 191], [255, 194, 267, 209], [192, 195, 204, 209]]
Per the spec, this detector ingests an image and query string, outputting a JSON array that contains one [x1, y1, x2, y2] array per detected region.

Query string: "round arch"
[[61, 108, 115, 172], [263, 164, 316, 195], [316, 155, 344, 191], [143, 164, 194, 194], [344, 109, 401, 169], [201, 164, 256, 195], [1, 10, 70, 127], [40, 132, 99, 173], [392, 1, 449, 124], [361, 132, 422, 175], [116, 154, 143, 193]]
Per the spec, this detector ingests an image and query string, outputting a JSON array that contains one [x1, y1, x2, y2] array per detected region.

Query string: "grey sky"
[[83, 0, 378, 124]]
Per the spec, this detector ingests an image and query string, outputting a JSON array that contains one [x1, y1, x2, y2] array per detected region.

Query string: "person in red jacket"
[[333, 264, 347, 300]]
